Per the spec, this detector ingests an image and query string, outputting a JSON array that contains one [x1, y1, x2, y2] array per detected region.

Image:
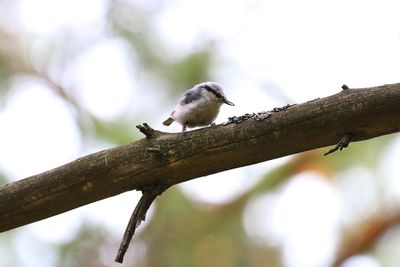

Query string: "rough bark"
[[1, 83, 400, 232]]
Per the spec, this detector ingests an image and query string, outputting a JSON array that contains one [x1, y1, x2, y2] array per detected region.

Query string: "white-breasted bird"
[[163, 81, 234, 132]]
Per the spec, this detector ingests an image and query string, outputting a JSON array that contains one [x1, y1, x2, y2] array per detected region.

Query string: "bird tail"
[[163, 118, 174, 126]]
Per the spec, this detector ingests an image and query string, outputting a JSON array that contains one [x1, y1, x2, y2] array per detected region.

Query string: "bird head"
[[199, 81, 234, 106]]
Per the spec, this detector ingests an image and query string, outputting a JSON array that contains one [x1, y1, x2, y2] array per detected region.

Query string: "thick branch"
[[1, 83, 400, 232]]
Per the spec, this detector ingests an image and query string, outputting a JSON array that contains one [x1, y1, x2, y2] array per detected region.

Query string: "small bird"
[[163, 81, 234, 132]]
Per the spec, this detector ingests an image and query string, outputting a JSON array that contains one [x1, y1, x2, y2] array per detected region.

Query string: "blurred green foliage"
[[165, 48, 215, 90], [58, 224, 111, 267]]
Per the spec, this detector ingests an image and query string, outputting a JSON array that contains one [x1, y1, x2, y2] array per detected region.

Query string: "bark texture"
[[1, 83, 400, 232]]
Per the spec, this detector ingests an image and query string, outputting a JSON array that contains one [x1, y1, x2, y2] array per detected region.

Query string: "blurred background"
[[0, 0, 400, 266]]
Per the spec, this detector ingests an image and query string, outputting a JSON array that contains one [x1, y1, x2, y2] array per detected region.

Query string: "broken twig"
[[324, 133, 353, 156], [342, 84, 350, 90], [115, 185, 170, 263], [136, 123, 155, 138]]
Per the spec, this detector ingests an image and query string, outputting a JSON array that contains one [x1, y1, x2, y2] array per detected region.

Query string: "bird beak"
[[223, 98, 235, 106]]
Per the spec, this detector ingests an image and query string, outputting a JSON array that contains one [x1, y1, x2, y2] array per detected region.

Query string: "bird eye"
[[202, 85, 223, 99], [202, 85, 213, 92]]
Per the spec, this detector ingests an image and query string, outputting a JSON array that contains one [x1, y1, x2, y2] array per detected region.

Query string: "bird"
[[163, 81, 234, 132]]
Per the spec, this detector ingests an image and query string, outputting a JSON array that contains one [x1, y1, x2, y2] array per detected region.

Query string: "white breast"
[[172, 92, 222, 128]]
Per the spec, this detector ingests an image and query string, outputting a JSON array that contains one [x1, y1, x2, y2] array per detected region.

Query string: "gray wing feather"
[[181, 88, 202, 104]]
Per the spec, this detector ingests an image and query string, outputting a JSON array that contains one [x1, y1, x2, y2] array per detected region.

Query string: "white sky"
[[1, 0, 400, 266]]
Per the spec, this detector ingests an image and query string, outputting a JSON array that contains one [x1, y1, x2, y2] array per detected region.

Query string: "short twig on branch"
[[136, 123, 155, 138], [324, 133, 354, 156], [342, 84, 350, 90], [115, 185, 170, 263]]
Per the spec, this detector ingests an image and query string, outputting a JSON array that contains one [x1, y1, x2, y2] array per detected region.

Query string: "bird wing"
[[180, 88, 202, 104]]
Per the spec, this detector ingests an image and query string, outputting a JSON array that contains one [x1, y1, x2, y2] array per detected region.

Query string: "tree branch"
[[332, 209, 400, 267], [1, 83, 400, 232]]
